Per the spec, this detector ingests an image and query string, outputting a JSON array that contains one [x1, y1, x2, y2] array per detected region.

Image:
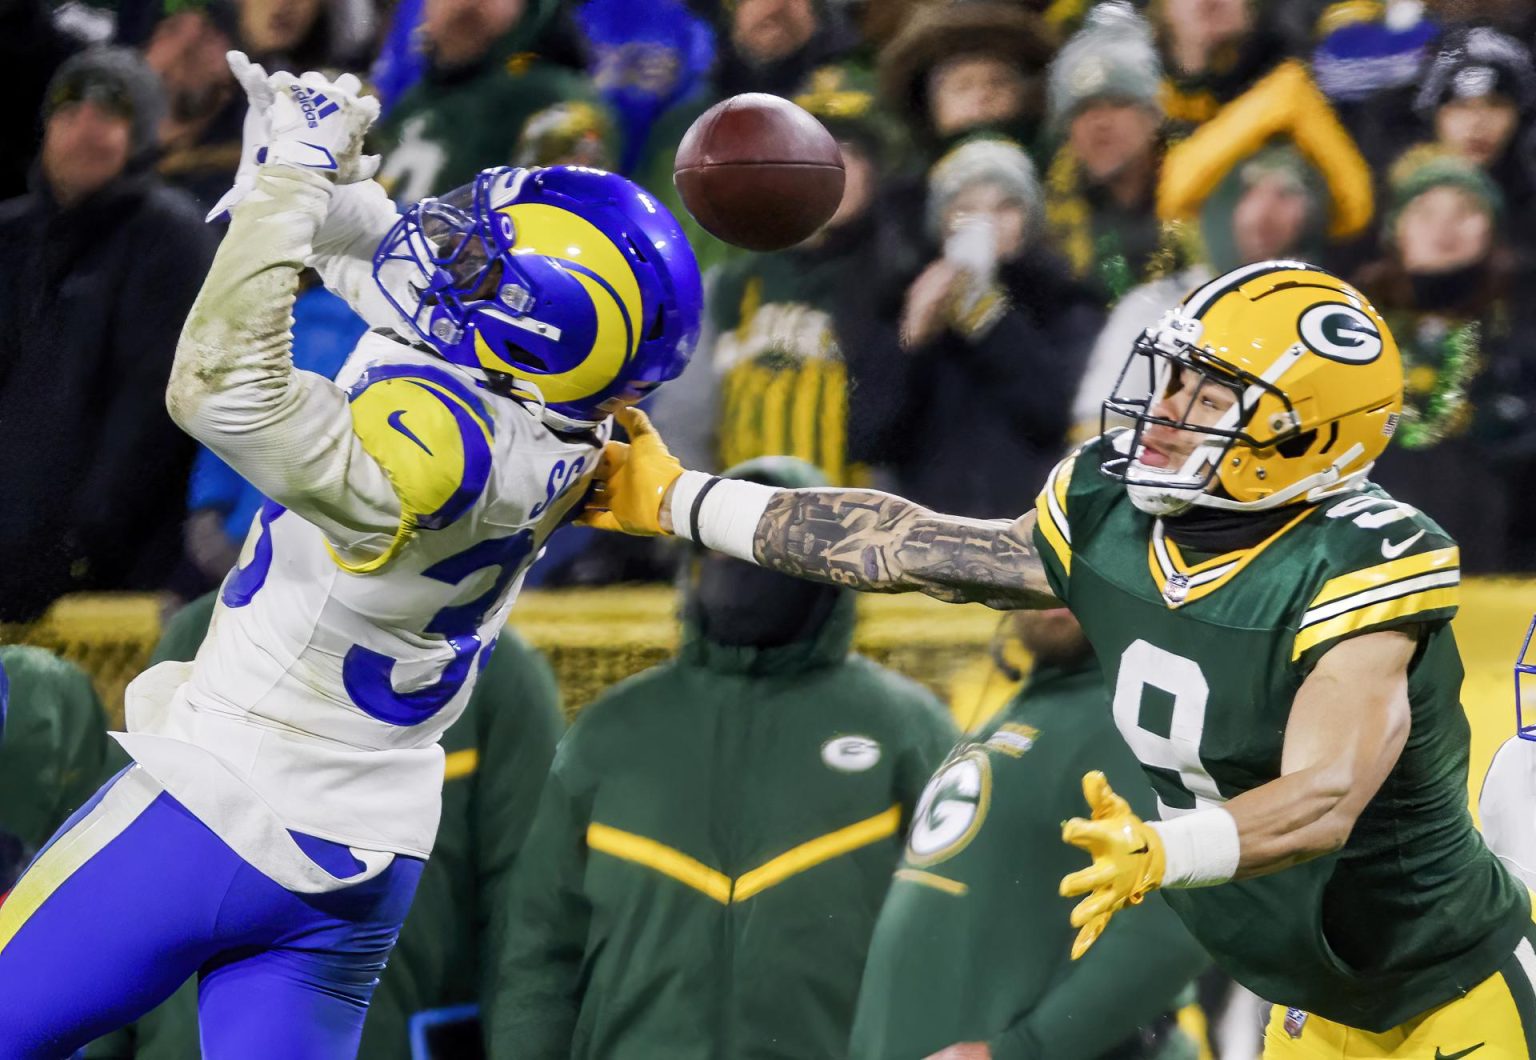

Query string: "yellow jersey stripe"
[[894, 867, 969, 896], [586, 824, 732, 904], [733, 804, 903, 901], [444, 748, 478, 782], [1035, 498, 1072, 576], [0, 768, 159, 954], [1291, 585, 1460, 659], [1308, 546, 1460, 608]]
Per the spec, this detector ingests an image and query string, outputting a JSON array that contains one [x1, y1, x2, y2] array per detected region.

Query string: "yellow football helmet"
[[1102, 260, 1404, 515]]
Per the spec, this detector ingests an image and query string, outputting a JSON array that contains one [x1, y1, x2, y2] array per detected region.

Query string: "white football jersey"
[[120, 334, 602, 886], [1479, 734, 1536, 889]]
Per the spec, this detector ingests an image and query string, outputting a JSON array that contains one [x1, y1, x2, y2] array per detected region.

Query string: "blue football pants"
[[0, 767, 422, 1059]]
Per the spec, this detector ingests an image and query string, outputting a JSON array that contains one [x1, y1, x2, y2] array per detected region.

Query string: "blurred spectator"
[[371, 0, 428, 115], [182, 283, 368, 591], [1158, 58, 1375, 266], [635, 0, 865, 272], [0, 48, 212, 622], [1043, 3, 1198, 303], [1355, 151, 1536, 571], [890, 137, 1104, 517], [0, 646, 109, 895], [142, 1, 244, 217], [848, 608, 1209, 1059], [714, 0, 862, 99], [877, 0, 1058, 163], [1310, 0, 1439, 172], [651, 66, 904, 482], [489, 457, 956, 1060], [238, 0, 374, 74], [514, 99, 618, 168], [86, 591, 566, 1059], [579, 0, 715, 173], [1409, 24, 1536, 252], [1071, 64, 1375, 436], [0, 0, 79, 200], [375, 0, 600, 201], [1427, 0, 1536, 38], [1153, 0, 1289, 134]]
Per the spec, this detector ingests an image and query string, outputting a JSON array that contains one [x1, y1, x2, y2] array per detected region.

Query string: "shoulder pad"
[[348, 364, 496, 531], [1292, 490, 1459, 663]]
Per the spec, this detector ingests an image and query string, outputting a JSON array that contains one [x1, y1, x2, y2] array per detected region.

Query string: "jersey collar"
[[1148, 505, 1316, 609]]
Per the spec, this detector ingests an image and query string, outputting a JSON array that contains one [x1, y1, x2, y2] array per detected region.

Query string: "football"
[[673, 93, 846, 252]]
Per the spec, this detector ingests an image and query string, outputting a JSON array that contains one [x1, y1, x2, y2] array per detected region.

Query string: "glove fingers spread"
[[332, 72, 363, 96], [1059, 860, 1118, 897], [1070, 914, 1109, 960]]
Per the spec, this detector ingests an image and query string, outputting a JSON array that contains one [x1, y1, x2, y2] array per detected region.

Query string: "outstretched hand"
[[576, 407, 686, 536], [1059, 771, 1166, 959], [208, 53, 381, 222]]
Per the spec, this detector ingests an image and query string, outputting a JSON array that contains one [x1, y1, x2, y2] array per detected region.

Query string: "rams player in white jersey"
[[0, 58, 702, 1058]]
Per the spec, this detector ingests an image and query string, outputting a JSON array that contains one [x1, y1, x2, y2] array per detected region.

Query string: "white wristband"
[[1149, 808, 1240, 888], [667, 470, 777, 563]]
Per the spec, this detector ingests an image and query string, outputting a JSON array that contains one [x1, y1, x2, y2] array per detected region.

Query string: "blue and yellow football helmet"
[[374, 165, 704, 427]]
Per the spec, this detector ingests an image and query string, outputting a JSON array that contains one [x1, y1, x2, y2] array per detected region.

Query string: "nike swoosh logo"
[[1436, 1044, 1485, 1059], [388, 409, 434, 455], [1381, 529, 1425, 559]]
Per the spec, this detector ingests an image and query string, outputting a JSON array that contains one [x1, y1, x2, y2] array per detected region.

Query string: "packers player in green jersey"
[[579, 260, 1536, 1058]]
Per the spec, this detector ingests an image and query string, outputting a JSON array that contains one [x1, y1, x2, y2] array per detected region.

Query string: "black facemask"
[[691, 553, 840, 648]]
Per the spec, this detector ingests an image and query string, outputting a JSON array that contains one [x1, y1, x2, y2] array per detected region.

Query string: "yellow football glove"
[[575, 406, 685, 536], [1059, 771, 1166, 960]]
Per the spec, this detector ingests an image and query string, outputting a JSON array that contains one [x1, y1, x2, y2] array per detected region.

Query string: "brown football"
[[674, 93, 846, 252]]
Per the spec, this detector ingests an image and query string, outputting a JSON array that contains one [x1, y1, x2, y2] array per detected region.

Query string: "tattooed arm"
[[578, 408, 1058, 610], [749, 489, 1059, 610]]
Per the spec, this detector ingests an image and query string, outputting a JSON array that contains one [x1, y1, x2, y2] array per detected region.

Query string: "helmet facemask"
[[1102, 312, 1310, 516]]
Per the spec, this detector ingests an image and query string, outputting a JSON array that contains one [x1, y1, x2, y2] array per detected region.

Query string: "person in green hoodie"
[[0, 645, 110, 896], [82, 591, 565, 1060], [849, 607, 1210, 1060], [375, 0, 603, 201], [488, 455, 957, 1060]]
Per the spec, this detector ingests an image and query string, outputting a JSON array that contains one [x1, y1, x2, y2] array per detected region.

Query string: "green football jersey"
[[848, 662, 1208, 1060], [1032, 432, 1530, 1032]]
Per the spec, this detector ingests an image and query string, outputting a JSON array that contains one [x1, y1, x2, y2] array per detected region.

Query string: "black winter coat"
[[864, 250, 1104, 520], [0, 170, 214, 620]]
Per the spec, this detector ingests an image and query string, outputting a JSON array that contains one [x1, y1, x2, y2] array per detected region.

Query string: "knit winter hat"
[[926, 135, 1043, 238], [1384, 147, 1505, 240], [793, 64, 901, 163], [1047, 1, 1162, 134], [1414, 24, 1536, 116], [45, 46, 166, 163]]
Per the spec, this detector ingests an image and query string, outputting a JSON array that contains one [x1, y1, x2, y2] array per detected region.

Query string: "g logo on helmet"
[[1298, 303, 1382, 364]]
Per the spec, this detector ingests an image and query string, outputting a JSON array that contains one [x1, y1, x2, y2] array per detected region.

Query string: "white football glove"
[[207, 54, 383, 221], [263, 69, 380, 181], [206, 50, 276, 223]]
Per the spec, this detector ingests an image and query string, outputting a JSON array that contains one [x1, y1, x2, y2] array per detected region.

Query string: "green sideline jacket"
[[487, 588, 957, 1059], [84, 591, 565, 1060], [0, 645, 110, 888], [849, 658, 1211, 1060]]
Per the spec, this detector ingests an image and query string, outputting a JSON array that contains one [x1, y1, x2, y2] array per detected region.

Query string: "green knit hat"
[[1384, 148, 1504, 243]]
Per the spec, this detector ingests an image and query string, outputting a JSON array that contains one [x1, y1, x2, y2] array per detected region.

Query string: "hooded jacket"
[[488, 563, 956, 1059]]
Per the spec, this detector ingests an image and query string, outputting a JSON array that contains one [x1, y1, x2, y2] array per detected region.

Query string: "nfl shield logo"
[[1283, 1007, 1308, 1039], [1163, 573, 1191, 606]]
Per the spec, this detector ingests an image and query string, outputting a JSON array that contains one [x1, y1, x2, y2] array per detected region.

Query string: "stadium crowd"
[[2, 0, 1535, 1057]]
